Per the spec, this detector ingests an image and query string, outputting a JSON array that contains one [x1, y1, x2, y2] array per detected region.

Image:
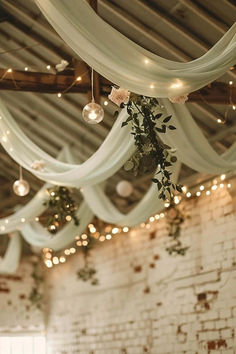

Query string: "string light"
[[24, 67, 28, 71], [46, 65, 51, 70], [57, 93, 62, 98], [43, 173, 234, 269], [217, 118, 222, 124], [7, 68, 12, 73], [229, 81, 233, 85], [104, 100, 108, 106]]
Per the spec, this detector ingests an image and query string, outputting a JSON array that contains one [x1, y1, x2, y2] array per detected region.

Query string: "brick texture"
[[0, 260, 45, 334], [44, 187, 236, 353]]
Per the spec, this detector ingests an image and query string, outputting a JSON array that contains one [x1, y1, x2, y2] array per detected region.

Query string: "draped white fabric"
[[0, 233, 22, 274], [159, 99, 236, 173], [0, 100, 135, 186], [35, 0, 236, 97]]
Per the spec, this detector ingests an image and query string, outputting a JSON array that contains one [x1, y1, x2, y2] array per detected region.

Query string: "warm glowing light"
[[196, 191, 201, 197], [24, 67, 28, 71], [70, 248, 76, 254], [150, 84, 154, 89], [99, 235, 105, 242], [182, 186, 187, 193], [186, 192, 191, 198], [149, 216, 155, 222], [217, 119, 222, 123], [160, 213, 165, 218], [90, 227, 96, 233], [140, 223, 146, 227], [233, 105, 236, 110], [82, 240, 88, 246], [144, 58, 149, 64], [77, 241, 82, 246], [81, 234, 87, 240], [21, 218, 25, 223], [174, 196, 180, 204], [220, 183, 224, 188], [66, 215, 72, 221], [60, 256, 66, 263], [164, 202, 170, 208], [104, 100, 108, 106], [106, 234, 112, 240], [220, 174, 226, 181], [200, 185, 204, 191], [45, 252, 51, 259], [229, 81, 233, 85], [155, 214, 160, 220], [170, 80, 183, 89], [5, 219, 8, 224], [76, 76, 82, 81], [206, 190, 211, 196], [123, 227, 129, 232], [7, 68, 12, 73], [211, 185, 217, 191], [35, 217, 39, 221], [112, 227, 119, 234], [227, 183, 231, 188], [64, 249, 70, 255], [46, 65, 51, 70], [57, 93, 62, 98], [52, 257, 59, 265], [45, 260, 52, 268]]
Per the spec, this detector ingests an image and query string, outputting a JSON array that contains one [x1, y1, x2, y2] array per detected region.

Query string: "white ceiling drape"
[[35, 0, 236, 97]]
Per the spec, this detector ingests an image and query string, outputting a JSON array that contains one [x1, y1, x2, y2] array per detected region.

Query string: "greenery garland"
[[28, 256, 44, 309], [77, 236, 99, 285], [119, 94, 183, 201], [44, 186, 79, 234], [165, 205, 189, 256]]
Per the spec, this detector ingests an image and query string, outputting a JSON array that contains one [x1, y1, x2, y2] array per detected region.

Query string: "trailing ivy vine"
[[77, 236, 99, 285], [165, 205, 189, 256], [28, 256, 44, 310], [120, 94, 183, 201]]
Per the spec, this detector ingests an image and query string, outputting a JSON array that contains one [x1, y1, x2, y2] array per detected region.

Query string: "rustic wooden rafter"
[[0, 68, 235, 104]]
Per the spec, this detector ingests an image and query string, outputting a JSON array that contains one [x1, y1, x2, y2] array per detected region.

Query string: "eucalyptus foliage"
[[120, 94, 183, 201]]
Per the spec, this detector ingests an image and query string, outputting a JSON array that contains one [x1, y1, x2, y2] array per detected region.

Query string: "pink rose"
[[169, 95, 188, 104], [108, 87, 130, 107], [31, 160, 45, 171]]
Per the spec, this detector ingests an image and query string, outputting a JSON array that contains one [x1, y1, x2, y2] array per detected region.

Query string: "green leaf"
[[121, 122, 128, 127], [163, 115, 172, 123]]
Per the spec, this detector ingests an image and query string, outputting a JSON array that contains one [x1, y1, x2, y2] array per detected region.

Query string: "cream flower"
[[31, 160, 45, 171], [169, 94, 189, 104], [55, 59, 69, 72], [108, 87, 130, 107]]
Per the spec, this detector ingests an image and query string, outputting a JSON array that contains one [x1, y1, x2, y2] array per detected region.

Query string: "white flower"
[[55, 60, 69, 72], [169, 94, 189, 104], [31, 160, 45, 171], [108, 87, 130, 107]]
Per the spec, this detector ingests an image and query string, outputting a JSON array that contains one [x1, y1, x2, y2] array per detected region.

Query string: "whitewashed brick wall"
[[45, 186, 236, 354], [0, 259, 45, 334]]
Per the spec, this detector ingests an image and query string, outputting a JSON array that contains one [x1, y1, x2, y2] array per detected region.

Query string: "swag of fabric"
[[35, 0, 236, 97]]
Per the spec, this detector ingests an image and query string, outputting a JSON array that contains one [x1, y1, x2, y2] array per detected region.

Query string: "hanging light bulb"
[[13, 166, 30, 196], [82, 68, 104, 124]]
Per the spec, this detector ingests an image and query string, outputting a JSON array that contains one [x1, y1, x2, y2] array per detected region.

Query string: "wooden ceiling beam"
[[0, 68, 235, 104]]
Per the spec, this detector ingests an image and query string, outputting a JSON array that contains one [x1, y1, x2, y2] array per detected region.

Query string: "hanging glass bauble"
[[13, 179, 30, 196], [116, 180, 133, 197], [82, 101, 104, 124]]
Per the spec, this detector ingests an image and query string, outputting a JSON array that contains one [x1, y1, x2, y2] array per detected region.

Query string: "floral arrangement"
[[44, 186, 79, 234], [109, 87, 183, 201]]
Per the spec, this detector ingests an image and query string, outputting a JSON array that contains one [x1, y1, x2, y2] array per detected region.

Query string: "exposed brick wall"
[[0, 260, 45, 334], [45, 187, 236, 354]]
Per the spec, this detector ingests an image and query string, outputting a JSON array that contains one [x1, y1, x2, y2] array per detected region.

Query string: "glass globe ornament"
[[82, 100, 104, 124], [13, 179, 30, 196]]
